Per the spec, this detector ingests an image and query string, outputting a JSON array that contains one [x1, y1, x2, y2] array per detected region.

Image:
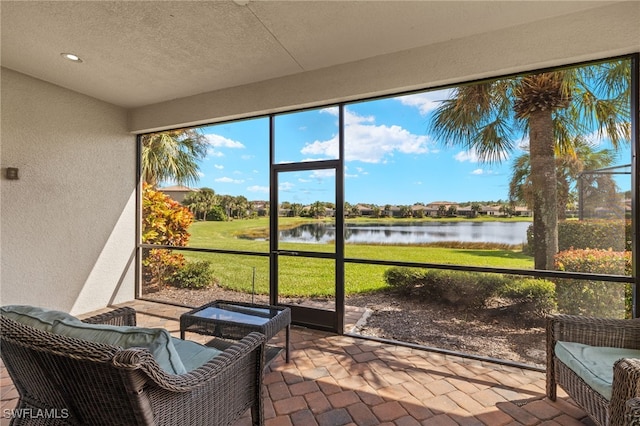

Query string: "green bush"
[[527, 220, 630, 254], [383, 267, 426, 296], [554, 249, 631, 318], [206, 206, 228, 221], [168, 260, 215, 289], [141, 184, 194, 287], [423, 271, 506, 308], [384, 267, 557, 317], [498, 278, 556, 317], [143, 249, 185, 287]]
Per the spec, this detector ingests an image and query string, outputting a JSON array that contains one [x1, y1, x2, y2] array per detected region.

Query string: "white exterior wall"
[[0, 68, 136, 315]]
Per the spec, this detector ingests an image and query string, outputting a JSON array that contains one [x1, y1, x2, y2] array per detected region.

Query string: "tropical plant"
[[470, 203, 481, 217], [308, 201, 326, 218], [399, 205, 412, 218], [141, 184, 194, 287], [509, 138, 617, 220], [183, 187, 218, 221], [140, 129, 208, 187], [431, 59, 630, 269]]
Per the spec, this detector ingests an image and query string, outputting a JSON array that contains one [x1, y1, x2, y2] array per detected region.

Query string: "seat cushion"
[[1, 305, 187, 375], [1, 305, 77, 331], [555, 341, 640, 400], [171, 338, 222, 372]]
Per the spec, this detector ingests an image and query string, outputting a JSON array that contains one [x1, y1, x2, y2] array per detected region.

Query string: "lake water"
[[278, 221, 531, 245]]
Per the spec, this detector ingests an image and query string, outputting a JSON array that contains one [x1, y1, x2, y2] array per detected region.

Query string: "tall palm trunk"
[[529, 110, 558, 270]]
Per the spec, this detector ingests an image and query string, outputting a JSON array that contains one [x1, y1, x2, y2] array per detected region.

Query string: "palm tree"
[[509, 138, 617, 220], [470, 203, 481, 218], [431, 60, 630, 269], [141, 129, 208, 187], [183, 188, 218, 221]]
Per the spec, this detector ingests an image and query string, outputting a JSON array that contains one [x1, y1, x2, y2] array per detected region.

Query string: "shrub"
[[143, 249, 185, 287], [430, 271, 506, 308], [383, 267, 557, 317], [383, 267, 426, 296], [168, 260, 215, 289], [527, 220, 630, 254], [206, 205, 227, 221], [141, 184, 194, 287], [142, 183, 193, 246], [498, 278, 556, 317], [554, 249, 631, 318]]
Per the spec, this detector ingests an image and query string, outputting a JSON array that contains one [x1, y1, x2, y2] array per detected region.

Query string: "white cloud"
[[205, 134, 245, 149], [396, 89, 454, 115], [454, 150, 480, 163], [204, 134, 244, 157], [279, 182, 294, 191], [247, 185, 269, 193], [214, 164, 224, 169], [301, 109, 432, 163], [310, 169, 335, 179], [215, 177, 244, 184], [471, 168, 497, 176]]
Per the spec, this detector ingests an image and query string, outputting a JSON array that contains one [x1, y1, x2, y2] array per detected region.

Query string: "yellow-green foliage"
[[554, 248, 631, 318]]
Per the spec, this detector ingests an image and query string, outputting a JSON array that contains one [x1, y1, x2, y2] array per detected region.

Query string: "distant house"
[[355, 204, 374, 217], [480, 205, 502, 216], [157, 185, 199, 204], [425, 201, 459, 217], [513, 206, 532, 217]]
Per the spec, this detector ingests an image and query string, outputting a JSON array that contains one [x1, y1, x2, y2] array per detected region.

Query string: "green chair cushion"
[[555, 341, 640, 400], [171, 337, 222, 372], [1, 305, 77, 331], [1, 305, 187, 375]]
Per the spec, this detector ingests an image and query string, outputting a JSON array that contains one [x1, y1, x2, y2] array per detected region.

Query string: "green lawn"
[[180, 218, 534, 297]]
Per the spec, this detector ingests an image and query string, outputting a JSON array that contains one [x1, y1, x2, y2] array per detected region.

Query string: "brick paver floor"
[[1, 300, 595, 425]]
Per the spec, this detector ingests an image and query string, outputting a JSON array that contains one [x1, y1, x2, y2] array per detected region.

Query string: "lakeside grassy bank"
[[178, 217, 534, 297]]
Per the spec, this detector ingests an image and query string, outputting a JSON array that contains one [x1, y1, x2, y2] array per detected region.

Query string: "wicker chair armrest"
[[625, 397, 640, 425], [114, 331, 266, 392], [611, 358, 640, 425], [547, 314, 640, 349], [81, 306, 137, 326]]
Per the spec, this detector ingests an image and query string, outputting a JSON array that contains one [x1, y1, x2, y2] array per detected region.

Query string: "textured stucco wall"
[[130, 1, 640, 133], [0, 68, 136, 315]]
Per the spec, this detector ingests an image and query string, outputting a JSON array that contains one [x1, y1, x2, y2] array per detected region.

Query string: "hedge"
[[553, 249, 632, 318], [527, 220, 630, 254], [383, 267, 556, 316]]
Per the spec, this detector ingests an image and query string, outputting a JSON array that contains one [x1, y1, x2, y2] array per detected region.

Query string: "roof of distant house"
[[158, 185, 199, 192]]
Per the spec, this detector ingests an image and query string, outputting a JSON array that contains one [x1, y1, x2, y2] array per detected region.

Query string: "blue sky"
[[184, 88, 631, 206]]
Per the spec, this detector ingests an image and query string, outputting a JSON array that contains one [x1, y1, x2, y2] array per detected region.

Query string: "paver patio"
[[1, 300, 595, 425]]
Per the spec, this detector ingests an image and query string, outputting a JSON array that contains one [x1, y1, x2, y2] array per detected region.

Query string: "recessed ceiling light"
[[61, 53, 83, 63]]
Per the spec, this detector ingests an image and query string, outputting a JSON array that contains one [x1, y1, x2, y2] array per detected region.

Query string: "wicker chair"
[[1, 307, 266, 425], [547, 314, 640, 425]]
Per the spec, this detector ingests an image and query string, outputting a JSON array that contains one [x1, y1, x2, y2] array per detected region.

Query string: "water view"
[[278, 221, 531, 245]]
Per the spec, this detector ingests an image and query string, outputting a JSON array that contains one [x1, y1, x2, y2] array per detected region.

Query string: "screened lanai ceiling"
[[0, 1, 619, 109]]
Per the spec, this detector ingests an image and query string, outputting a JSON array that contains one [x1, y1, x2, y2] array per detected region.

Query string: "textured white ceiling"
[[0, 1, 616, 108]]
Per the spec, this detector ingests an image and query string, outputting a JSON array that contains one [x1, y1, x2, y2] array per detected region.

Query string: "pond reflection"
[[278, 222, 530, 245]]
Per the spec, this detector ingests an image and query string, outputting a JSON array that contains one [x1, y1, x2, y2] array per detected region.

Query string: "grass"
[[175, 217, 534, 297]]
